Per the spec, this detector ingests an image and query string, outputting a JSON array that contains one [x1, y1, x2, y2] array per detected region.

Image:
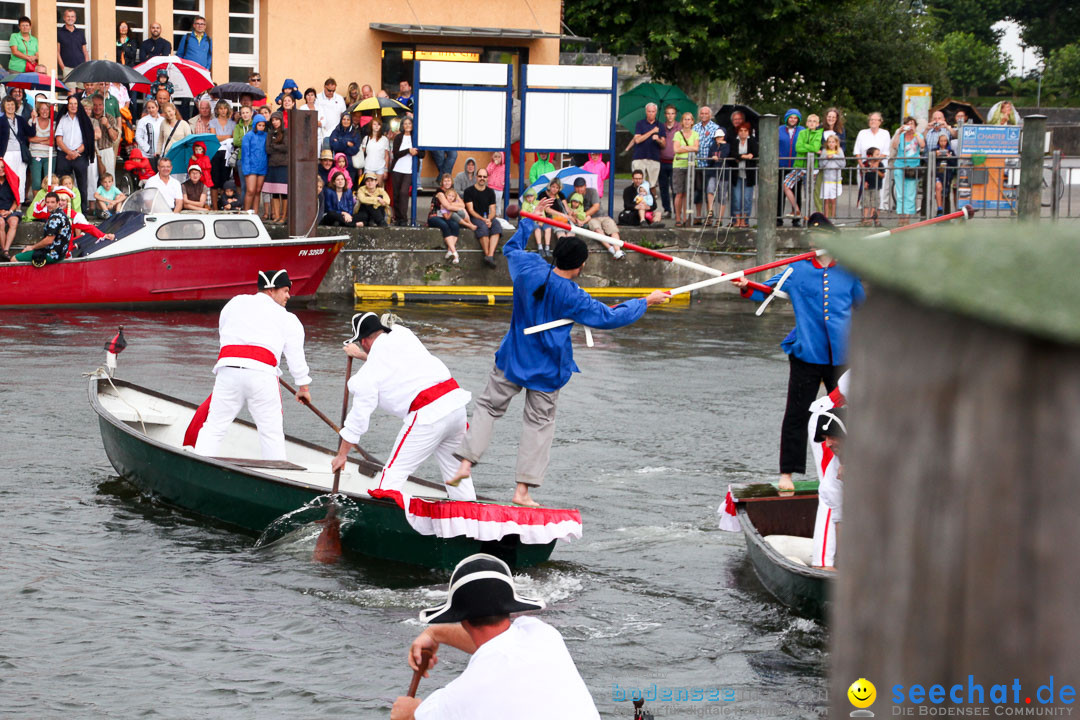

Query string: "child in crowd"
[[220, 182, 241, 211], [150, 69, 174, 97], [861, 147, 884, 227], [188, 141, 214, 189], [933, 132, 957, 216], [819, 134, 845, 218], [582, 153, 609, 197], [634, 181, 654, 224], [567, 193, 588, 227], [329, 153, 353, 189], [94, 174, 126, 218], [786, 113, 822, 220], [354, 172, 391, 227], [60, 175, 83, 215], [520, 187, 543, 252]]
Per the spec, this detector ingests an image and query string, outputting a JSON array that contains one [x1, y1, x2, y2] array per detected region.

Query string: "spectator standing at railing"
[[724, 109, 753, 139], [782, 113, 819, 223], [390, 116, 417, 225], [819, 134, 845, 219], [658, 105, 679, 219], [932, 132, 956, 216], [672, 112, 699, 228], [777, 108, 804, 226], [692, 105, 722, 227], [853, 111, 891, 215], [822, 108, 846, 151], [890, 116, 924, 226], [729, 123, 757, 228], [923, 110, 955, 152], [626, 102, 665, 208], [315, 78, 347, 151]]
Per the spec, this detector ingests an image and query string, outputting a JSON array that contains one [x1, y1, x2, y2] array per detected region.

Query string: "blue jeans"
[[428, 215, 460, 238], [429, 150, 458, 178], [658, 162, 673, 212], [732, 178, 754, 217]]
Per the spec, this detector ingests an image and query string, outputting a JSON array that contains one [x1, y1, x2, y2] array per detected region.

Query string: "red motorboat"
[[1, 190, 345, 308]]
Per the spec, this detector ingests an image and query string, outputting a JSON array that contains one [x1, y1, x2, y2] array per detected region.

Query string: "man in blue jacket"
[[735, 219, 864, 490], [777, 108, 804, 227], [450, 202, 669, 506], [176, 16, 212, 70]]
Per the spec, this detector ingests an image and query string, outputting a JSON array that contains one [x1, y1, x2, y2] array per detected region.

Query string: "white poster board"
[[415, 61, 510, 150], [522, 65, 613, 151]]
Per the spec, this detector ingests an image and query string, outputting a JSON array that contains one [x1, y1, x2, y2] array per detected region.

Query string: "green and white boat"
[[89, 373, 582, 570]]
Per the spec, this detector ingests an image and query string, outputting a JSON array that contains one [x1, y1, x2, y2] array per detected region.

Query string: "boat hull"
[[1, 239, 341, 308], [92, 378, 556, 570], [737, 496, 833, 619]]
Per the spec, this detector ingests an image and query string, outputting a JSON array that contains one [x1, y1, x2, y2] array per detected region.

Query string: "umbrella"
[[527, 166, 597, 193], [64, 60, 146, 85], [166, 133, 220, 173], [131, 56, 214, 99], [617, 82, 697, 131], [208, 82, 265, 101], [930, 98, 983, 124], [351, 97, 410, 115], [1, 72, 69, 92], [715, 103, 760, 136]]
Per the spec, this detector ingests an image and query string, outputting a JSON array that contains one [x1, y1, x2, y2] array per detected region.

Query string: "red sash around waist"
[[409, 378, 459, 413], [218, 344, 278, 367]]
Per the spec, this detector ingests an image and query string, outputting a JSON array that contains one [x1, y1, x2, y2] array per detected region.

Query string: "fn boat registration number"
[[297, 248, 325, 257]]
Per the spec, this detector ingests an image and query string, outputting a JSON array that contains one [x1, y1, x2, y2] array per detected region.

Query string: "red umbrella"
[[0, 72, 69, 92], [131, 56, 213, 98]]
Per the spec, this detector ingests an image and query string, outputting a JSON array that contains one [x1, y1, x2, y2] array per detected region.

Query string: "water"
[[0, 301, 828, 718]]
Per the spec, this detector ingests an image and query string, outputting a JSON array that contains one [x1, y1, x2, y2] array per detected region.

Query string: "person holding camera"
[[890, 116, 924, 226]]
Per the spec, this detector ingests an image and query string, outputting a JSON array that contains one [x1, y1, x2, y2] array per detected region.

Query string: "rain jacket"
[[794, 127, 823, 169], [188, 141, 214, 187], [528, 153, 555, 185], [329, 118, 361, 160], [778, 108, 803, 168], [240, 121, 268, 175]]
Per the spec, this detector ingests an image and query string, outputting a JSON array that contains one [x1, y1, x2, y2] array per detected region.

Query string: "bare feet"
[[511, 483, 541, 507], [447, 458, 472, 487], [778, 473, 795, 492]]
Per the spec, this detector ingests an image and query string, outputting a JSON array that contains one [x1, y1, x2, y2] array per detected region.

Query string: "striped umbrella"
[[0, 72, 70, 92], [131, 56, 213, 99]]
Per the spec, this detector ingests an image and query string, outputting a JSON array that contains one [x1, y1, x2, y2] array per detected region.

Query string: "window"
[[228, 0, 259, 84], [214, 219, 259, 239], [156, 220, 206, 240], [173, 0, 204, 50], [116, 0, 147, 46], [0, 1, 30, 69], [56, 0, 91, 57]]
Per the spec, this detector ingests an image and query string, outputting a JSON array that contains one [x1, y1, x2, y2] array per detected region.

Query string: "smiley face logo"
[[848, 678, 877, 709]]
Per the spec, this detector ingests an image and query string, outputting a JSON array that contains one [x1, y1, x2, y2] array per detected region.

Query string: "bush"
[[1045, 43, 1080, 99]]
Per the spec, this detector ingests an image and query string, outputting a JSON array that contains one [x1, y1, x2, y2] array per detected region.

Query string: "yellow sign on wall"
[[401, 49, 481, 62], [901, 84, 933, 126]]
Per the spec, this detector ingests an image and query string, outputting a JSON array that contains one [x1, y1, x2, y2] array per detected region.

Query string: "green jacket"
[[528, 154, 555, 185], [794, 129, 823, 169], [232, 119, 252, 163]]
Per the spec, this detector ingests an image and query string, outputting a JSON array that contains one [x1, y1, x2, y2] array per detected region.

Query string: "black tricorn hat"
[[419, 553, 546, 624], [257, 269, 292, 290], [345, 311, 391, 345], [814, 407, 847, 442], [806, 212, 840, 234]]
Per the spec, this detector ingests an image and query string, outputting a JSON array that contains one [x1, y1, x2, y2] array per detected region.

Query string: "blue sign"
[[958, 125, 1021, 156]]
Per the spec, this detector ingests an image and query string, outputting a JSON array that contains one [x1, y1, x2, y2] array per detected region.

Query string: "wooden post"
[[1018, 114, 1045, 221], [287, 108, 319, 237], [828, 227, 1080, 716], [756, 113, 778, 266]]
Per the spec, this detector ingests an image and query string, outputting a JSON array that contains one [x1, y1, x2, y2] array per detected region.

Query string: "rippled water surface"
[[0, 300, 828, 718]]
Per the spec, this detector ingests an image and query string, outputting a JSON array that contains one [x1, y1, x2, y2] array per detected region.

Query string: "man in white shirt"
[[331, 312, 476, 501], [143, 157, 183, 213], [314, 77, 346, 151], [392, 553, 600, 720], [135, 99, 164, 168], [55, 95, 93, 206], [808, 371, 849, 570], [188, 269, 313, 460]]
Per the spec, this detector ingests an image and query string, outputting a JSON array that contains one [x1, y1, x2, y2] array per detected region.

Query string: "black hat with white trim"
[[345, 311, 391, 345], [419, 553, 546, 624], [814, 407, 847, 442], [257, 269, 292, 290]]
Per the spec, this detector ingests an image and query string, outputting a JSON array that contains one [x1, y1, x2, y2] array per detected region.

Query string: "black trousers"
[[391, 171, 411, 224], [356, 204, 387, 227], [779, 355, 842, 475], [56, 154, 90, 208]]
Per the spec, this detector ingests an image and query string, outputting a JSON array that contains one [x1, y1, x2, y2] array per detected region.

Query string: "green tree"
[[1009, 0, 1080, 56], [938, 31, 1011, 96], [1044, 43, 1080, 99], [923, 0, 1010, 44]]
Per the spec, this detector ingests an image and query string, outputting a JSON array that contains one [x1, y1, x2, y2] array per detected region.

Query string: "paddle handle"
[[278, 374, 381, 465], [331, 356, 354, 495], [864, 205, 975, 239], [408, 649, 433, 698]]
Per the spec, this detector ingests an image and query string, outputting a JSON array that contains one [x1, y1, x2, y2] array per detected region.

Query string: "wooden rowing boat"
[[731, 482, 834, 619], [89, 373, 580, 569]]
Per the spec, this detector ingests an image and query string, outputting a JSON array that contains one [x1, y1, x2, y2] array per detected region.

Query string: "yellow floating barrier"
[[353, 285, 690, 307]]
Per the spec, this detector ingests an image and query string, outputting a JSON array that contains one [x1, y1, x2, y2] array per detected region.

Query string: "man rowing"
[[188, 269, 312, 460], [390, 553, 600, 720], [733, 214, 863, 490], [450, 204, 669, 506], [809, 371, 848, 570], [330, 312, 476, 501]]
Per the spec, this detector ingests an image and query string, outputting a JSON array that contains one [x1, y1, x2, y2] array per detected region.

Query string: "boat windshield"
[[121, 188, 175, 215]]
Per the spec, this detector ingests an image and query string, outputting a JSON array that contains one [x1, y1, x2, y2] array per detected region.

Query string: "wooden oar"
[[523, 249, 826, 335], [311, 356, 352, 564], [864, 204, 976, 239], [407, 649, 434, 698], [279, 375, 380, 464]]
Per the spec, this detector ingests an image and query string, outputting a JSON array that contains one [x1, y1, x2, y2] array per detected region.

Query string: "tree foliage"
[[1044, 43, 1080, 99], [938, 31, 1011, 96], [922, 0, 1010, 45], [1008, 0, 1080, 56]]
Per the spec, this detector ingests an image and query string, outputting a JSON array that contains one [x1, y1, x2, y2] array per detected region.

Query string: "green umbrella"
[[617, 83, 697, 131]]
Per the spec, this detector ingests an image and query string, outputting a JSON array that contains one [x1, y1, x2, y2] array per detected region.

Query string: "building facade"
[[2, 0, 563, 94]]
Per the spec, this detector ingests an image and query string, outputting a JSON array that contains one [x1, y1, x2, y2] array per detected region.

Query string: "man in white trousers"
[[191, 269, 312, 460], [809, 370, 849, 570], [330, 312, 476, 501]]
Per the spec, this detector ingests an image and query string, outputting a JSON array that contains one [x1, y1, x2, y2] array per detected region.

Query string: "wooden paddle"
[[279, 375, 380, 464], [408, 649, 434, 698], [309, 356, 352, 564]]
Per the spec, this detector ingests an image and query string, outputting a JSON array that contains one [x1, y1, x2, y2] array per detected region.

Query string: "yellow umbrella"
[[351, 97, 410, 115]]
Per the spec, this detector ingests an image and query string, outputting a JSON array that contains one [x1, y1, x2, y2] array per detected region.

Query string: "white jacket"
[[212, 292, 311, 386]]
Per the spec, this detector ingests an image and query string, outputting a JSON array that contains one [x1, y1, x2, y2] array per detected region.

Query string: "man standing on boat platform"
[[189, 269, 311, 461], [449, 207, 670, 507], [330, 312, 476, 501]]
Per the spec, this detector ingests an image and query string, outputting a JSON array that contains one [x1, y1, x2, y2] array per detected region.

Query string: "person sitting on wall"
[[463, 168, 503, 268], [10, 190, 70, 264], [571, 177, 623, 258]]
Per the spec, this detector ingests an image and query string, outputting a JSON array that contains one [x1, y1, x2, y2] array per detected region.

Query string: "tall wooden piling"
[[756, 114, 778, 266], [826, 224, 1080, 716], [1017, 115, 1046, 222], [287, 108, 320, 237]]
